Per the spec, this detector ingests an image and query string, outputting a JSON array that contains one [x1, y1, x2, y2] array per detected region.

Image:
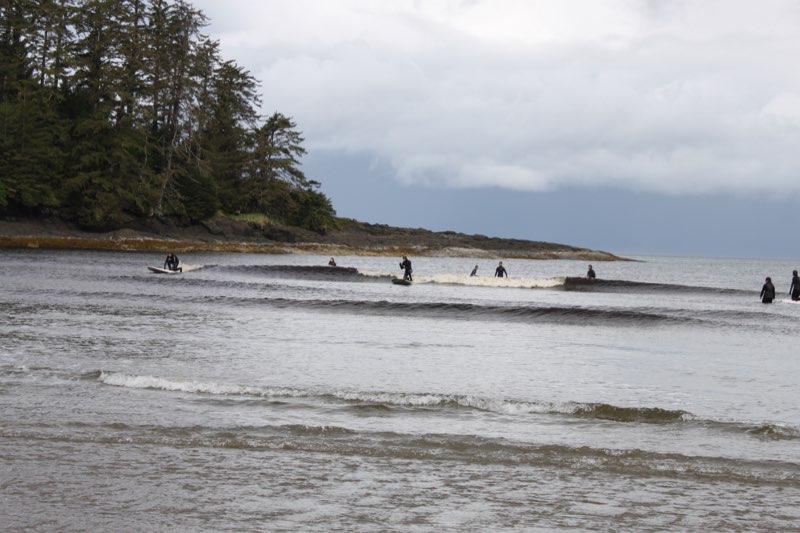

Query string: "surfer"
[[328, 257, 336, 267], [790, 270, 800, 301], [470, 265, 478, 277], [760, 276, 775, 304], [587, 265, 596, 279], [494, 261, 508, 278], [400, 256, 413, 281], [164, 252, 182, 272]]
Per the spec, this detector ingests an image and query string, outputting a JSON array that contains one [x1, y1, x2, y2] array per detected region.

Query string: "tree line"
[[0, 0, 336, 231]]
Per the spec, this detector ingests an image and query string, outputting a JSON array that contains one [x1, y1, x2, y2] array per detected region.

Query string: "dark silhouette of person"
[[587, 265, 596, 279], [760, 276, 775, 303], [791, 270, 800, 301], [328, 257, 336, 267], [470, 265, 478, 276], [400, 256, 413, 281], [164, 252, 182, 272], [494, 261, 507, 278]]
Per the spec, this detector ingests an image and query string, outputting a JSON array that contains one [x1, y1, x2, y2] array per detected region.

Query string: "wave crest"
[[93, 372, 799, 440], [573, 403, 690, 424]]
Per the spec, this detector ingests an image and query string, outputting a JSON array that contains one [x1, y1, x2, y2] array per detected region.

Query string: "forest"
[[0, 0, 337, 231]]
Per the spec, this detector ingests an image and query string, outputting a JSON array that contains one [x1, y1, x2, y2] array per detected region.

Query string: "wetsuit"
[[400, 259, 413, 281], [470, 267, 478, 277], [587, 268, 596, 279], [165, 254, 181, 272], [791, 275, 800, 301], [495, 265, 507, 278], [760, 281, 775, 303]]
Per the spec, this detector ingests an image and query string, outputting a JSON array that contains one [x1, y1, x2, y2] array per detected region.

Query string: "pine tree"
[[0, 0, 66, 213], [0, 0, 337, 230]]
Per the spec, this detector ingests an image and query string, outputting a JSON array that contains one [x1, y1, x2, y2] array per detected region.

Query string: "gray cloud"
[[192, 0, 800, 196]]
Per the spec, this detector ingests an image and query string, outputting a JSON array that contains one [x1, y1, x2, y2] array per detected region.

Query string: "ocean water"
[[1, 249, 799, 531]]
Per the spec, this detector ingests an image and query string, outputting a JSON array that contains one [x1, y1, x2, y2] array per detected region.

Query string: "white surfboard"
[[148, 266, 181, 274], [779, 299, 800, 305]]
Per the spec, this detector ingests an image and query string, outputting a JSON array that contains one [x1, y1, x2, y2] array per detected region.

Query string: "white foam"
[[98, 372, 305, 398], [415, 274, 566, 289], [333, 389, 450, 406], [358, 269, 392, 278], [332, 389, 565, 415], [362, 270, 566, 288], [455, 396, 557, 414], [96, 372, 583, 416]]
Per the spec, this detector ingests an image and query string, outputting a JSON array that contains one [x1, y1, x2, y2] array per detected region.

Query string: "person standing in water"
[[790, 270, 800, 301], [494, 261, 508, 278], [587, 265, 596, 279], [400, 256, 413, 281], [470, 265, 478, 277], [760, 276, 775, 303], [328, 257, 336, 267]]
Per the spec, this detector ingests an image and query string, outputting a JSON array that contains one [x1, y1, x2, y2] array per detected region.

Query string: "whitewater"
[[1, 249, 799, 531]]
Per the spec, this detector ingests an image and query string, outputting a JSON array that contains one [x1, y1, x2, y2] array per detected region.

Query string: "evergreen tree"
[[204, 59, 258, 214], [62, 0, 135, 227], [250, 112, 310, 204], [0, 0, 66, 213], [0, 0, 337, 231], [248, 112, 335, 230], [144, 0, 207, 215]]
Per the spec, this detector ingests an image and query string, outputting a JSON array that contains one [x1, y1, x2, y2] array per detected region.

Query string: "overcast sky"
[[191, 0, 800, 258]]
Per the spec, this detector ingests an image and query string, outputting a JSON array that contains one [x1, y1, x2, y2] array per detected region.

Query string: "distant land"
[[0, 216, 625, 261], [0, 1, 620, 263]]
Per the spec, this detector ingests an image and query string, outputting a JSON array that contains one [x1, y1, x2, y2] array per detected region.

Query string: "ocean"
[[1, 249, 799, 531]]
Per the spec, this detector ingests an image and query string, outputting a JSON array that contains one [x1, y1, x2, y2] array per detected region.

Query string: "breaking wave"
[[561, 277, 748, 295], [228, 264, 385, 281], [199, 265, 748, 295], [217, 297, 695, 326], [95, 371, 798, 440]]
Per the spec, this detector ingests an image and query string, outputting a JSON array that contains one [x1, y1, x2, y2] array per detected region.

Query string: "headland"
[[0, 216, 627, 261]]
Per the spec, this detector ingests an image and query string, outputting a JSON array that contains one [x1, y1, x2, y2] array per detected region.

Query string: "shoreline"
[[0, 218, 629, 261]]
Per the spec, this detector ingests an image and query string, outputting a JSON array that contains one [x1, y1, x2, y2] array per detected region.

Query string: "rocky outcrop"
[[0, 216, 628, 261]]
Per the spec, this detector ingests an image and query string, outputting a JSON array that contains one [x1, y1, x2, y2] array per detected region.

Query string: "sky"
[[191, 0, 800, 258]]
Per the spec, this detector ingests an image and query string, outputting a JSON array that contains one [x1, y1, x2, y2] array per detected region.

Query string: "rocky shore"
[[0, 216, 627, 261]]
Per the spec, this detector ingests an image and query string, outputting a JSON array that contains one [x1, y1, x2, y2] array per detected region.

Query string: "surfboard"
[[779, 298, 800, 304], [392, 278, 412, 286], [148, 266, 181, 274]]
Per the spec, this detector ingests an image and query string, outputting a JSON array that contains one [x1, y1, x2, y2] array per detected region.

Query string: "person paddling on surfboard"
[[760, 276, 775, 303], [400, 256, 413, 281], [164, 252, 182, 272], [790, 270, 800, 301]]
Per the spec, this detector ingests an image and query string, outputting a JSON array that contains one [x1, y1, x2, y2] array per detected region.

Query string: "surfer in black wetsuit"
[[328, 257, 336, 267], [494, 261, 507, 278], [587, 265, 596, 279], [470, 265, 478, 276], [400, 256, 413, 281], [790, 270, 800, 301], [760, 276, 775, 304], [164, 252, 182, 272]]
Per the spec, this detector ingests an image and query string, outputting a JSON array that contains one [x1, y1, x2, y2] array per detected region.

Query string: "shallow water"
[[1, 249, 799, 531]]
